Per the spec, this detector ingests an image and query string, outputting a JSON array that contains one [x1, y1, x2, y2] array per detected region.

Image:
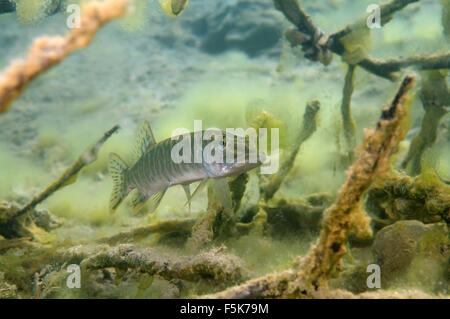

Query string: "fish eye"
[[221, 140, 227, 147]]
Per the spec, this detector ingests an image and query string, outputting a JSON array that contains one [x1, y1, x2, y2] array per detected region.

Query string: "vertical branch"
[[340, 64, 357, 164], [401, 71, 449, 175], [261, 100, 320, 202], [300, 75, 415, 287]]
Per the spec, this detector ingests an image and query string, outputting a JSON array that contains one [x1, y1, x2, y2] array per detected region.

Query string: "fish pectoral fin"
[[129, 189, 150, 214], [184, 178, 208, 208], [211, 178, 232, 210], [146, 188, 168, 214]]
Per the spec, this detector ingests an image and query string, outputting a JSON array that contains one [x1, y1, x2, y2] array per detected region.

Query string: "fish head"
[[202, 130, 262, 177]]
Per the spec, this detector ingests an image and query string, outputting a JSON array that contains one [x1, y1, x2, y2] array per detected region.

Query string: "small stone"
[[373, 220, 448, 292]]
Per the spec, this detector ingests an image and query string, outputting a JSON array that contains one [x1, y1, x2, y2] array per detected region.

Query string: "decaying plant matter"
[[277, 0, 449, 171], [65, 244, 249, 284], [277, 0, 449, 79], [0, 0, 130, 113], [0, 125, 119, 239], [401, 71, 449, 175], [367, 170, 450, 228], [99, 218, 196, 245], [260, 100, 320, 202], [203, 75, 415, 298]]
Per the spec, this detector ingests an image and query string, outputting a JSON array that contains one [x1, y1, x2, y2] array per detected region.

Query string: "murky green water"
[[0, 0, 448, 299]]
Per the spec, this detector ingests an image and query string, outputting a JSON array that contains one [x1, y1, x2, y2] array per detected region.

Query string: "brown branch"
[[401, 70, 449, 175], [0, 125, 120, 238], [278, 0, 448, 80], [78, 244, 248, 284], [0, 0, 130, 113], [261, 99, 320, 201], [340, 64, 357, 163], [203, 75, 415, 298]]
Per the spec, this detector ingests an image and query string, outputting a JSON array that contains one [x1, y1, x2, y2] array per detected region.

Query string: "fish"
[[108, 120, 261, 215]]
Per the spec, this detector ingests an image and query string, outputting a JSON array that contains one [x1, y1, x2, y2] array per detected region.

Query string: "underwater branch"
[[0, 0, 130, 113], [76, 244, 249, 284], [0, 125, 120, 239], [203, 75, 415, 298], [278, 0, 449, 80]]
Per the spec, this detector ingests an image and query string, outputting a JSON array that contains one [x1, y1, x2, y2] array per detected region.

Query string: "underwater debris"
[[228, 173, 249, 213], [0, 125, 119, 239], [0, 271, 18, 299], [77, 244, 248, 284], [0, 201, 33, 238], [186, 183, 236, 251], [366, 170, 450, 226], [298, 75, 414, 288], [262, 195, 333, 238], [236, 100, 320, 238], [373, 220, 448, 292], [12, 0, 61, 25], [277, 0, 449, 80], [401, 70, 449, 175], [99, 218, 196, 245], [260, 99, 320, 202], [0, 0, 130, 113], [29, 207, 63, 232], [202, 75, 415, 299], [340, 64, 356, 165]]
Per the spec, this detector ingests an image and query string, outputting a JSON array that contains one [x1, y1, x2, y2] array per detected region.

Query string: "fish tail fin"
[[108, 153, 130, 214]]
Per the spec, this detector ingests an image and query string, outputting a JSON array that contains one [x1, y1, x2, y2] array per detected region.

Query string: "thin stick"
[[341, 64, 356, 163], [202, 75, 415, 298], [0, 0, 130, 113], [15, 125, 120, 218]]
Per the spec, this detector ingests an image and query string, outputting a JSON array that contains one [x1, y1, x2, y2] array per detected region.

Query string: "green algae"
[[0, 0, 448, 299]]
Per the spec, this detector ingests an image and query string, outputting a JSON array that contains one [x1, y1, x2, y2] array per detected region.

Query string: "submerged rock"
[[373, 220, 449, 292], [29, 208, 63, 232], [187, 0, 284, 57]]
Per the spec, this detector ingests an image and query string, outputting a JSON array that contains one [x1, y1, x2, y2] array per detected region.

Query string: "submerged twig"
[[203, 75, 415, 298], [0, 0, 130, 113], [16, 125, 120, 218], [261, 99, 320, 202], [98, 218, 196, 245], [340, 64, 357, 164], [401, 71, 449, 175], [301, 75, 414, 287], [278, 0, 448, 80], [0, 125, 119, 238], [78, 244, 248, 284]]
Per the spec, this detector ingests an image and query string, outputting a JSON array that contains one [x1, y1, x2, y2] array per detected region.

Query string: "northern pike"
[[108, 120, 261, 214]]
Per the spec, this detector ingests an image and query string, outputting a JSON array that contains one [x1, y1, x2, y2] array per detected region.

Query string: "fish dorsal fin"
[[133, 120, 157, 163]]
